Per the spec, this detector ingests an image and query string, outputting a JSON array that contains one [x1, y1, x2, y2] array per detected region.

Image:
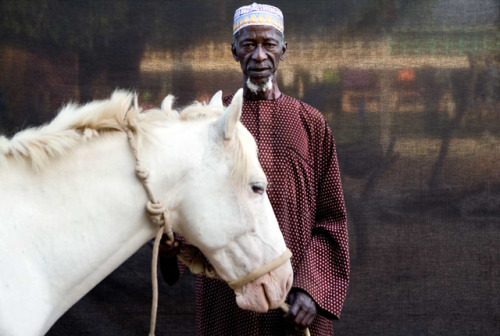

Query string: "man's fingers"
[[288, 302, 300, 317], [284, 291, 317, 328], [158, 238, 181, 259], [164, 240, 179, 248], [293, 307, 307, 327], [285, 295, 306, 326], [292, 304, 316, 328]]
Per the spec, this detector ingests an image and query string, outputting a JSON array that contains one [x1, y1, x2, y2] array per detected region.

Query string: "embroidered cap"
[[233, 3, 284, 35]]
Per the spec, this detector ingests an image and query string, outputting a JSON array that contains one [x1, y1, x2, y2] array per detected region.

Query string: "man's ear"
[[232, 43, 239, 61], [280, 41, 288, 61]]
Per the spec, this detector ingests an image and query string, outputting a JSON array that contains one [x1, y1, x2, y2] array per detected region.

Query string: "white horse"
[[0, 89, 293, 336]]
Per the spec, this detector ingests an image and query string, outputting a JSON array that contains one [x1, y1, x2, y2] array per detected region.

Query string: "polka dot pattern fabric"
[[194, 94, 350, 335]]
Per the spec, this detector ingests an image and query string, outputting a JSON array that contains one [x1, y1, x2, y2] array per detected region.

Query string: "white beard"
[[246, 75, 273, 95]]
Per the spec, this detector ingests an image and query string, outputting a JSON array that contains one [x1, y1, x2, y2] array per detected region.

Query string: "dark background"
[[1, 0, 498, 335]]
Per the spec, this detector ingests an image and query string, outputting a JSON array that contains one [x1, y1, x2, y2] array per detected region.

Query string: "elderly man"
[[161, 3, 349, 335]]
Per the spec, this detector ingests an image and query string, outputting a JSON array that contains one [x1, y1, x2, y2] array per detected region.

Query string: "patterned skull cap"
[[233, 2, 284, 35]]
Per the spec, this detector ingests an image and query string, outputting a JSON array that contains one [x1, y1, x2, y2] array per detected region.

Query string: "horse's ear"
[[209, 90, 224, 110], [161, 95, 175, 112], [217, 88, 243, 140]]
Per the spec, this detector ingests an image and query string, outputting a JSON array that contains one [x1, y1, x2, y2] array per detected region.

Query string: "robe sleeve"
[[292, 118, 350, 320]]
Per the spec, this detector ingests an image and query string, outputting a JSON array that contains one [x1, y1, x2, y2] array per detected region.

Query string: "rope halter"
[[122, 108, 304, 335], [227, 248, 292, 290]]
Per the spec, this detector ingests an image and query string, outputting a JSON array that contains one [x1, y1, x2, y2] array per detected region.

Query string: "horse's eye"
[[251, 183, 265, 195]]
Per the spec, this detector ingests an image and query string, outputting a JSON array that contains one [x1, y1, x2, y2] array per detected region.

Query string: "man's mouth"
[[249, 68, 271, 78]]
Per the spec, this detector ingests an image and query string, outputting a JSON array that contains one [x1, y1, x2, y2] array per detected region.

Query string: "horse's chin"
[[233, 261, 293, 312]]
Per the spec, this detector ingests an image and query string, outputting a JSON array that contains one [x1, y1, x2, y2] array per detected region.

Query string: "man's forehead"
[[237, 26, 282, 41]]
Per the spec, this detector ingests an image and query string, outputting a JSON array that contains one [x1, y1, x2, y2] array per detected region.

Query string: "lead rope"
[[123, 124, 173, 336]]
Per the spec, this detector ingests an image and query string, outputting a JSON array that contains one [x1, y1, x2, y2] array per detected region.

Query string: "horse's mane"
[[0, 90, 255, 182], [0, 91, 173, 170]]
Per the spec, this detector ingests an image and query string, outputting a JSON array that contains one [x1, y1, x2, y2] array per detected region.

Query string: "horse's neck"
[[0, 132, 167, 336]]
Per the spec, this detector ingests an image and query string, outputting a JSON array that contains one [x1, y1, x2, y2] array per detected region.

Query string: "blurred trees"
[[0, 0, 439, 104], [0, 0, 158, 101]]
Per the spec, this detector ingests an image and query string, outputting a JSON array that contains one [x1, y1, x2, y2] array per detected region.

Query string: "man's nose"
[[252, 45, 267, 62]]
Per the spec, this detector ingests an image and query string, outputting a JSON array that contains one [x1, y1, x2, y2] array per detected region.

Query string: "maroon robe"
[[191, 94, 350, 335]]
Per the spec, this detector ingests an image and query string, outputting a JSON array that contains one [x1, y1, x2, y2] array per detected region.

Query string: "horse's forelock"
[[231, 124, 259, 186], [179, 101, 257, 186]]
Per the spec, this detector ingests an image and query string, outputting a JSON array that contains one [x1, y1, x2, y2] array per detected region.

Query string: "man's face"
[[232, 25, 287, 87]]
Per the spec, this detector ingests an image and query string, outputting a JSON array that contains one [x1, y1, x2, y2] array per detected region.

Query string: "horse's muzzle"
[[233, 260, 293, 312]]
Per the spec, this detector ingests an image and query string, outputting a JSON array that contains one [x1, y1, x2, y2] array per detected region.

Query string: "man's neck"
[[243, 85, 282, 101]]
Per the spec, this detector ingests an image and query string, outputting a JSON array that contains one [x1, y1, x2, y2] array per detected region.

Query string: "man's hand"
[[157, 235, 181, 285], [158, 238, 180, 259], [284, 290, 317, 329]]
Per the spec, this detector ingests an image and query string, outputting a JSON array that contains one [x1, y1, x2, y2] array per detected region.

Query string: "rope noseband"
[[228, 248, 292, 290], [226, 248, 309, 336]]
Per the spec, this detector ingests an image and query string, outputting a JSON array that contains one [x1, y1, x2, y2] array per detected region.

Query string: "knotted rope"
[[124, 125, 172, 336], [227, 249, 292, 290]]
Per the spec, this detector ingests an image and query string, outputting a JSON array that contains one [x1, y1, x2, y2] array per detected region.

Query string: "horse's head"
[[155, 89, 293, 312]]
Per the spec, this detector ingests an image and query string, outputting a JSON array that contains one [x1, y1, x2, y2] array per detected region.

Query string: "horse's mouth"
[[234, 261, 293, 312]]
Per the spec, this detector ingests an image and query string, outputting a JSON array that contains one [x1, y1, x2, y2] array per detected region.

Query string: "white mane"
[[0, 91, 256, 181], [0, 91, 176, 170]]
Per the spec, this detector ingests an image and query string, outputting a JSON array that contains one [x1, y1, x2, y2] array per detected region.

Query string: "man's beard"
[[246, 75, 273, 95]]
